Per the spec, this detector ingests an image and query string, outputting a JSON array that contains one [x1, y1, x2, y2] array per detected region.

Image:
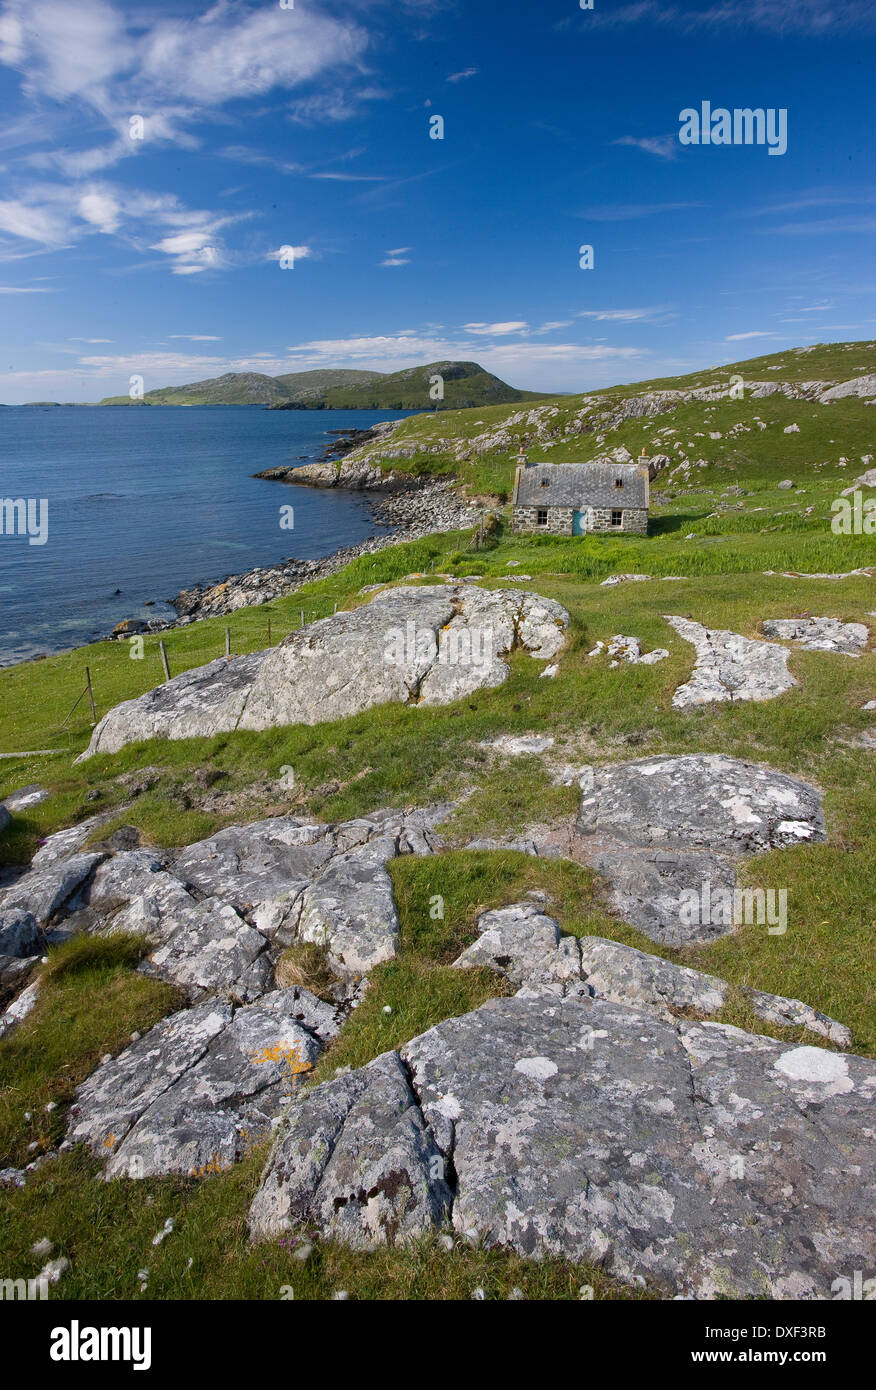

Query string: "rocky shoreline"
[[110, 475, 481, 632]]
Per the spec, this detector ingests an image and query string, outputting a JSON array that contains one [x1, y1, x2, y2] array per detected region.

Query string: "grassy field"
[[1, 343, 874, 1300]]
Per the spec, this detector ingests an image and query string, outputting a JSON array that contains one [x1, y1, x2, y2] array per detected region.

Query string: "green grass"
[[0, 1145, 648, 1300], [343, 344, 876, 499], [0, 935, 181, 1168]]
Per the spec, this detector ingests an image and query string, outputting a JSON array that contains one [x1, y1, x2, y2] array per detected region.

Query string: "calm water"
[[0, 406, 414, 666]]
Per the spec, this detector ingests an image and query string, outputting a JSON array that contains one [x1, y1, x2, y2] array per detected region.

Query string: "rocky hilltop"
[[98, 360, 541, 409]]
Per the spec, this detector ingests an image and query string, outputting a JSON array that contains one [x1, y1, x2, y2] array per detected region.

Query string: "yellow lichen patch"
[[249, 1039, 313, 1078], [103, 1132, 117, 1149], [189, 1151, 228, 1179]]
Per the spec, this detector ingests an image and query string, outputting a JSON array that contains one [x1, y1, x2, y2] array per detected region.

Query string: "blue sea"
[[0, 405, 415, 666]]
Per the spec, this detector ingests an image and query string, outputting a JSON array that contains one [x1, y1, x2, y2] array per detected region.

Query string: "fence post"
[[225, 627, 231, 658], [159, 641, 171, 682], [267, 617, 272, 646], [84, 666, 96, 725]]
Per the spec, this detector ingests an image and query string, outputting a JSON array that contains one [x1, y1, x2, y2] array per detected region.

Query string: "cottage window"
[[540, 478, 550, 487], [611, 509, 623, 527], [536, 508, 549, 526], [615, 478, 624, 488]]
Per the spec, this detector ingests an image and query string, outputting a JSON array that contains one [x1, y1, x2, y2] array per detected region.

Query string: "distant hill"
[[98, 361, 542, 409]]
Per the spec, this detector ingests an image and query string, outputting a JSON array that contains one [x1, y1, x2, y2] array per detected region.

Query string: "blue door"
[[572, 509, 587, 535]]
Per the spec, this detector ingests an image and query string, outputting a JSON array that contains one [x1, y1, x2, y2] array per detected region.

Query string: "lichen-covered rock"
[[77, 586, 568, 758], [297, 837, 400, 978], [172, 818, 335, 922], [600, 574, 652, 588], [32, 817, 108, 869], [581, 842, 739, 945], [601, 635, 669, 666], [0, 910, 42, 958], [249, 994, 876, 1297], [0, 976, 40, 1040], [141, 898, 270, 998], [77, 651, 268, 760], [4, 782, 50, 819], [453, 902, 583, 995], [743, 988, 852, 1048], [577, 935, 726, 1015], [68, 1001, 232, 1158], [0, 853, 105, 927], [576, 754, 825, 855], [248, 1050, 453, 1247], [761, 616, 869, 656], [100, 872, 198, 944], [454, 902, 848, 1044], [69, 988, 337, 1179], [665, 615, 796, 706], [570, 754, 825, 944], [819, 372, 876, 401]]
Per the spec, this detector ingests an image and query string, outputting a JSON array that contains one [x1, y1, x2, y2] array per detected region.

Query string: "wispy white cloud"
[[766, 215, 876, 236], [576, 201, 703, 221], [446, 67, 478, 82], [585, 1, 876, 36], [0, 0, 371, 188], [0, 282, 56, 292], [464, 321, 528, 335], [287, 87, 390, 125], [0, 177, 247, 274], [614, 134, 677, 160], [577, 307, 673, 323], [78, 189, 121, 234], [266, 245, 315, 265], [725, 331, 778, 341], [218, 146, 305, 176], [309, 171, 390, 182]]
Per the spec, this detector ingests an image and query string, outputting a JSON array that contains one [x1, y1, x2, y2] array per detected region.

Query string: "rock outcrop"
[[0, 806, 448, 1013], [565, 754, 825, 944], [453, 901, 851, 1045], [760, 616, 870, 656], [249, 991, 875, 1298], [664, 615, 796, 707], [588, 635, 669, 666], [68, 986, 342, 1179], [79, 586, 569, 759]]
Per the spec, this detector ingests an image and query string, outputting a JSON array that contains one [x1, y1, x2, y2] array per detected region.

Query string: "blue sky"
[[0, 0, 874, 403]]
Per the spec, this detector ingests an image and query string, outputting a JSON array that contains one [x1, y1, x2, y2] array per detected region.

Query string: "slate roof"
[[514, 462, 648, 509]]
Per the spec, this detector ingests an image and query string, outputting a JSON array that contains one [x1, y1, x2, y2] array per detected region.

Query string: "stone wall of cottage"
[[588, 507, 648, 534], [512, 505, 648, 535], [512, 505, 574, 535]]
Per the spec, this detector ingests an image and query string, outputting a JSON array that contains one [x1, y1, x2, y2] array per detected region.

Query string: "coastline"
[[0, 416, 479, 668], [111, 475, 482, 632]]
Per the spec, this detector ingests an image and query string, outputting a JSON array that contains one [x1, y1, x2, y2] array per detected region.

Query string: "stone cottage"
[[511, 459, 650, 535]]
